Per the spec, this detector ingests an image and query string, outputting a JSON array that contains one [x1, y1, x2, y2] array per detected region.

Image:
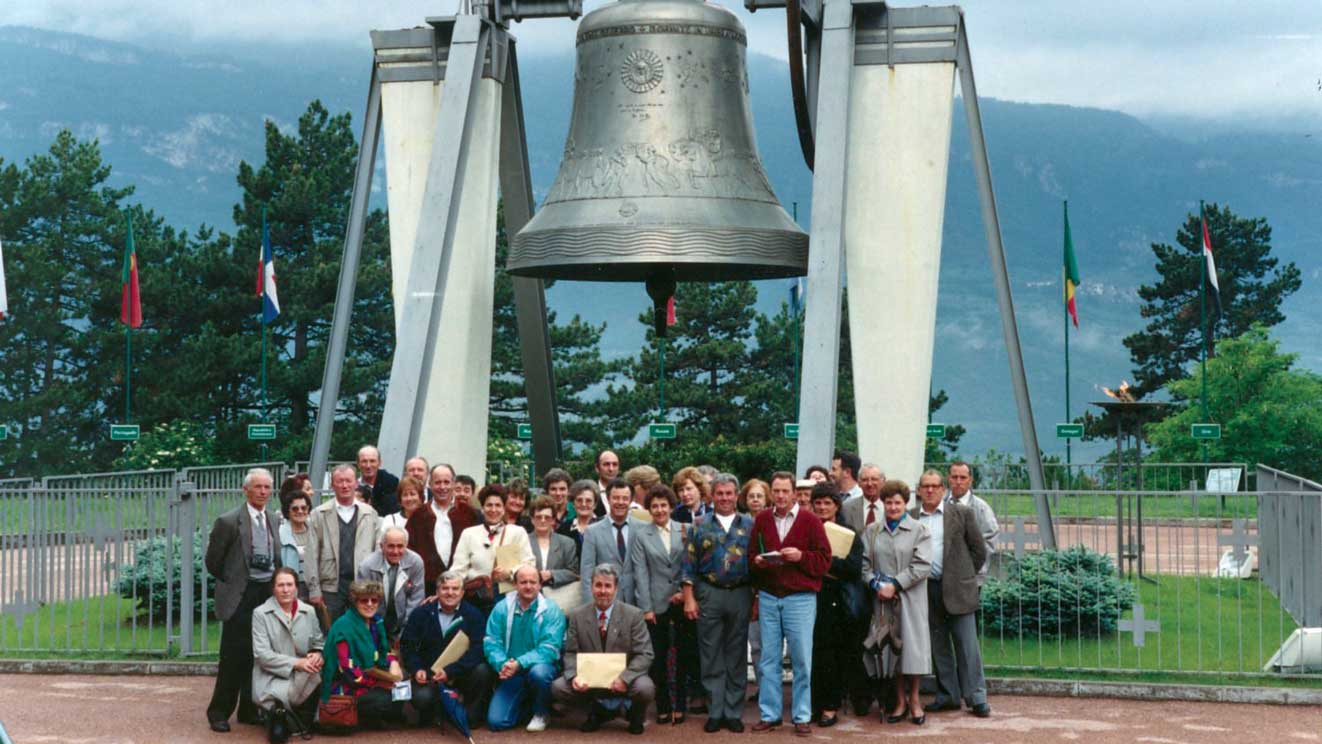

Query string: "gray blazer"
[[579, 517, 644, 605], [532, 532, 580, 588], [841, 494, 882, 533], [205, 504, 282, 622], [628, 521, 688, 615], [562, 600, 653, 685], [356, 548, 427, 631], [251, 595, 323, 709], [909, 501, 988, 615]]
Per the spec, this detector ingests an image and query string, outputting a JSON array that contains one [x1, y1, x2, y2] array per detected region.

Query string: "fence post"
[[175, 476, 197, 655]]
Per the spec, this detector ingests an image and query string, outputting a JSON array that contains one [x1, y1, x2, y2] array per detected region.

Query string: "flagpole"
[[260, 206, 270, 461], [124, 212, 134, 425], [791, 202, 801, 413], [1198, 200, 1209, 463], [1063, 200, 1071, 469]]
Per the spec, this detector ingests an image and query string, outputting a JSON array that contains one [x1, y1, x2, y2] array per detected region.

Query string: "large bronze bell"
[[509, 0, 808, 283]]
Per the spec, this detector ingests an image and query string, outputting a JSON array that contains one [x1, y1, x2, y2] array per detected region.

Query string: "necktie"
[[598, 611, 608, 645], [614, 523, 626, 561], [866, 503, 877, 526]]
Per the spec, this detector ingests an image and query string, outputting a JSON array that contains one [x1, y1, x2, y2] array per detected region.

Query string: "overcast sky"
[[3, 0, 1320, 127]]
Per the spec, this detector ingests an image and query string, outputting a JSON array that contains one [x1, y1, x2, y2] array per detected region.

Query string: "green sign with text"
[[247, 424, 277, 441], [926, 424, 946, 439], [110, 424, 140, 442], [0, 424, 7, 441], [649, 423, 677, 440], [1056, 423, 1084, 439], [783, 423, 799, 440], [516, 423, 533, 441], [1191, 423, 1221, 440]]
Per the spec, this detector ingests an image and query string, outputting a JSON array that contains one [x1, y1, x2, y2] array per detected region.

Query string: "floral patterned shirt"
[[682, 512, 753, 588]]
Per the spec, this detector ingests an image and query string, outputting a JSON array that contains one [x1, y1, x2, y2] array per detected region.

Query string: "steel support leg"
[[377, 15, 490, 472], [309, 65, 383, 490], [499, 39, 563, 474], [955, 16, 1055, 548], [794, 0, 854, 475]]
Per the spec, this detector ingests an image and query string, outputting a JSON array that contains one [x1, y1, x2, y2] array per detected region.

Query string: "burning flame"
[[1100, 380, 1136, 402]]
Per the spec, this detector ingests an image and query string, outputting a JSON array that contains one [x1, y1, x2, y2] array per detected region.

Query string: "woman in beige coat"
[[861, 480, 932, 726], [252, 568, 324, 741]]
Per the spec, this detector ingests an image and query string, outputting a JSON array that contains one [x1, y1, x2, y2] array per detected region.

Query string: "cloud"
[[3, 0, 1320, 127]]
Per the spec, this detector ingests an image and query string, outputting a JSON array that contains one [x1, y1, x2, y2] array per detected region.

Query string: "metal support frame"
[[377, 14, 490, 471], [793, 0, 854, 474], [499, 42, 564, 473], [953, 13, 1053, 547], [791, 1, 1053, 546], [313, 10, 564, 478], [309, 66, 383, 487]]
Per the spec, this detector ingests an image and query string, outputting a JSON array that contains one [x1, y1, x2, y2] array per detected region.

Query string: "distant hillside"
[[2, 25, 1318, 460]]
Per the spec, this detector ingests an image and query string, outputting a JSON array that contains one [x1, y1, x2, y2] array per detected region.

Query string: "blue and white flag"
[[256, 212, 280, 323], [789, 277, 804, 316]]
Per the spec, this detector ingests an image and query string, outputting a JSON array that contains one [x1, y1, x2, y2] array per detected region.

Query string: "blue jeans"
[[486, 662, 556, 731], [756, 591, 815, 724]]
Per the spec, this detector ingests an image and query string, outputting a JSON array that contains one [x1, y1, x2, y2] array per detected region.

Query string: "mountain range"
[[2, 24, 1319, 461]]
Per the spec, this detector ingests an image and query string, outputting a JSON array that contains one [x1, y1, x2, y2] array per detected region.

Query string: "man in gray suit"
[[840, 464, 885, 532], [356, 527, 426, 641], [204, 468, 282, 732], [579, 478, 641, 605], [914, 470, 990, 717], [552, 563, 655, 734]]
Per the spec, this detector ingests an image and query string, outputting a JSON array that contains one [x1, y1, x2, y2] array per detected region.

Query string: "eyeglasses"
[[356, 597, 381, 606], [289, 506, 310, 513], [533, 513, 556, 520]]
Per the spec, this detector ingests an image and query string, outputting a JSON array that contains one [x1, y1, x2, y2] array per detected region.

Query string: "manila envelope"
[[824, 521, 856, 560], [495, 544, 524, 594], [576, 653, 627, 689], [431, 630, 469, 676]]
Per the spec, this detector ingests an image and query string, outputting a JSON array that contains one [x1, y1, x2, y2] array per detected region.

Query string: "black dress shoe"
[[910, 712, 926, 726], [628, 720, 645, 735], [267, 707, 291, 744], [725, 719, 744, 733], [704, 718, 723, 733], [971, 703, 992, 718], [208, 719, 231, 733], [580, 711, 605, 733], [816, 714, 838, 728], [885, 706, 910, 724]]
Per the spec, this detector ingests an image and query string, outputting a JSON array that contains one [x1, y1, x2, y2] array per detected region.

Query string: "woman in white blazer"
[[451, 484, 534, 614]]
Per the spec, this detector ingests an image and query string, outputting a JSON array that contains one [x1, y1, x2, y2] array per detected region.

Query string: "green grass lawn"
[[0, 593, 220, 658], [986, 492, 1259, 521], [981, 575, 1301, 676]]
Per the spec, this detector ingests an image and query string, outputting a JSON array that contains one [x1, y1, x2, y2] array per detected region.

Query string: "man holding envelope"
[[552, 563, 655, 735], [400, 570, 494, 728]]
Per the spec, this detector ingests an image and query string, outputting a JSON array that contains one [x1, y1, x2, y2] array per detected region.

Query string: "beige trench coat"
[[251, 596, 324, 709], [861, 516, 932, 676]]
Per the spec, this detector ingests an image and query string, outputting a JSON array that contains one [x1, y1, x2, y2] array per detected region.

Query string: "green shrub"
[[980, 546, 1136, 639], [115, 533, 214, 621]]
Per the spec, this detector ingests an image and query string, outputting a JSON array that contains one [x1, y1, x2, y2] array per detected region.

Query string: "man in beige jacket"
[[304, 464, 380, 621]]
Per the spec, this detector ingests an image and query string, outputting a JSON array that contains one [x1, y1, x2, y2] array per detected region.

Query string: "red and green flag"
[[1064, 203, 1080, 327], [120, 212, 142, 328]]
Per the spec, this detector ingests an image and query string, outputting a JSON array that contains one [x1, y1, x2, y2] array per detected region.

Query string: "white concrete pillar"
[[380, 75, 503, 479], [844, 62, 955, 485]]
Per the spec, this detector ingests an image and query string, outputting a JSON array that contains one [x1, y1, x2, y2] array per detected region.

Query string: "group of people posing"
[[203, 446, 999, 742]]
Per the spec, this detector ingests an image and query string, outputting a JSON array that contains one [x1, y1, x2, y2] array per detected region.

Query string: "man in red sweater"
[[750, 471, 831, 735]]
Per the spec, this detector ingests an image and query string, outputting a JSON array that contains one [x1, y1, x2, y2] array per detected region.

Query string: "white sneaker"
[[526, 715, 548, 732]]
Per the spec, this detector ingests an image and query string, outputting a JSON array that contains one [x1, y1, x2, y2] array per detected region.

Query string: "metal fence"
[[1255, 465, 1322, 629], [963, 461, 1254, 492], [975, 485, 1319, 677]]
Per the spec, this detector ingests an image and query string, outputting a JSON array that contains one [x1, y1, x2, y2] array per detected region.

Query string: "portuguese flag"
[[1063, 202, 1080, 327], [120, 212, 142, 328]]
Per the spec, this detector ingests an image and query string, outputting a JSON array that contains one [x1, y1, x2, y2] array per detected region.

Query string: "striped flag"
[[1201, 212, 1222, 318], [1064, 203, 1080, 327], [0, 236, 8, 319], [256, 210, 280, 323], [665, 295, 675, 327], [120, 213, 142, 328]]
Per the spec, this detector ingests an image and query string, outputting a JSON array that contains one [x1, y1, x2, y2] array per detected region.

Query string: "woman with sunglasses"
[[320, 580, 405, 729], [278, 483, 315, 601]]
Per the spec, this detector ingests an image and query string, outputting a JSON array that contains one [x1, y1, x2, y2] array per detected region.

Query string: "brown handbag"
[[316, 693, 358, 733]]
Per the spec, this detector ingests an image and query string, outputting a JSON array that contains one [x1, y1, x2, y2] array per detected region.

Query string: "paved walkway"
[[1, 674, 1318, 744]]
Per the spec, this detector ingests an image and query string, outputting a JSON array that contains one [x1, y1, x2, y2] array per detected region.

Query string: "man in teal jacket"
[[484, 564, 567, 732]]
